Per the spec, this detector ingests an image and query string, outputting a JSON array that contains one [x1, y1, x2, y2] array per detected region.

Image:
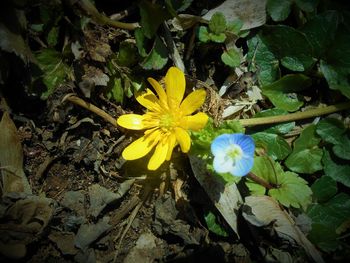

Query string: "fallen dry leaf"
[[0, 112, 31, 195]]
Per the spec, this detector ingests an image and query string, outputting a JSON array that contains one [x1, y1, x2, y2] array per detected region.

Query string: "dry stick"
[[239, 101, 350, 127], [64, 95, 118, 127], [247, 172, 273, 190], [78, 0, 139, 30], [113, 186, 152, 263]]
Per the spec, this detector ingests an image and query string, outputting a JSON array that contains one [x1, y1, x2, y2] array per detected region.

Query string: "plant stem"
[[64, 95, 117, 127], [247, 172, 274, 190], [79, 0, 139, 30], [239, 101, 350, 127]]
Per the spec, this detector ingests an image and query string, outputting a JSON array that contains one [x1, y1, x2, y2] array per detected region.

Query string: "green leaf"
[[247, 156, 312, 209], [300, 11, 339, 58], [139, 0, 170, 38], [311, 176, 337, 203], [198, 26, 210, 43], [260, 25, 314, 71], [307, 193, 350, 251], [320, 61, 350, 99], [294, 0, 319, 12], [165, 0, 193, 16], [320, 25, 350, 98], [266, 0, 292, 22], [247, 35, 280, 86], [285, 125, 323, 174], [140, 36, 168, 70], [333, 135, 350, 160], [253, 108, 295, 134], [47, 26, 59, 47], [35, 48, 70, 99], [269, 171, 312, 210], [221, 47, 241, 68], [204, 211, 229, 237], [323, 150, 350, 187], [208, 32, 226, 43], [107, 76, 124, 103], [117, 41, 138, 67], [252, 132, 291, 160], [307, 223, 339, 252], [316, 117, 346, 145], [262, 74, 311, 112], [209, 12, 226, 35], [226, 19, 243, 35], [191, 118, 244, 157], [0, 7, 35, 63], [134, 28, 148, 57]]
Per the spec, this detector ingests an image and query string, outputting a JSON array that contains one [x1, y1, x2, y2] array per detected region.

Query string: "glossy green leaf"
[[266, 0, 292, 22], [333, 135, 350, 160], [323, 150, 350, 187], [300, 11, 339, 58], [247, 35, 280, 86], [252, 132, 291, 160], [316, 117, 346, 145], [320, 61, 350, 99], [139, 0, 170, 38], [307, 193, 350, 251], [140, 36, 168, 70], [221, 47, 241, 68], [311, 176, 337, 203], [285, 125, 323, 174], [260, 25, 314, 71], [262, 74, 311, 112]]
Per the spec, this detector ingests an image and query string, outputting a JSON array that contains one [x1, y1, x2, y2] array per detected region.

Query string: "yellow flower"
[[117, 67, 208, 170]]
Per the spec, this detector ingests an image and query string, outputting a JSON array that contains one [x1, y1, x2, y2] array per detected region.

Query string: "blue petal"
[[230, 156, 254, 177], [211, 134, 232, 156], [236, 135, 255, 156], [213, 154, 234, 173]]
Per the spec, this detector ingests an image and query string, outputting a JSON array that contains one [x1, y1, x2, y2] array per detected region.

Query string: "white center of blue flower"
[[225, 144, 243, 163]]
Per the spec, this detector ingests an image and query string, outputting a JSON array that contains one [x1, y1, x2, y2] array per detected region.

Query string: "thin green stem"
[[239, 101, 350, 127]]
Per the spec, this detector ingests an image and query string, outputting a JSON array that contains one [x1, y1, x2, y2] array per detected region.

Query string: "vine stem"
[[239, 101, 350, 127]]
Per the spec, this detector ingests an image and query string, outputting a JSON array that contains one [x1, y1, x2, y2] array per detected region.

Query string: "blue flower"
[[211, 133, 255, 177]]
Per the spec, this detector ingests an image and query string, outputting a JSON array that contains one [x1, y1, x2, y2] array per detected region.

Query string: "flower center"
[[159, 113, 174, 130], [226, 144, 243, 161]]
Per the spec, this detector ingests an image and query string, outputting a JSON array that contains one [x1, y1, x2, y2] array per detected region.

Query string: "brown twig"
[[63, 94, 118, 127], [247, 172, 274, 190]]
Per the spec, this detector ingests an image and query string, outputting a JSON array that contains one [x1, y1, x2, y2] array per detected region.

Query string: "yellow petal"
[[136, 89, 162, 112], [179, 112, 208, 131], [122, 132, 159, 160], [148, 139, 169, 170], [147, 77, 168, 108], [166, 133, 177, 161], [165, 67, 185, 109], [174, 127, 191, 153], [179, 89, 206, 115], [117, 114, 144, 130]]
